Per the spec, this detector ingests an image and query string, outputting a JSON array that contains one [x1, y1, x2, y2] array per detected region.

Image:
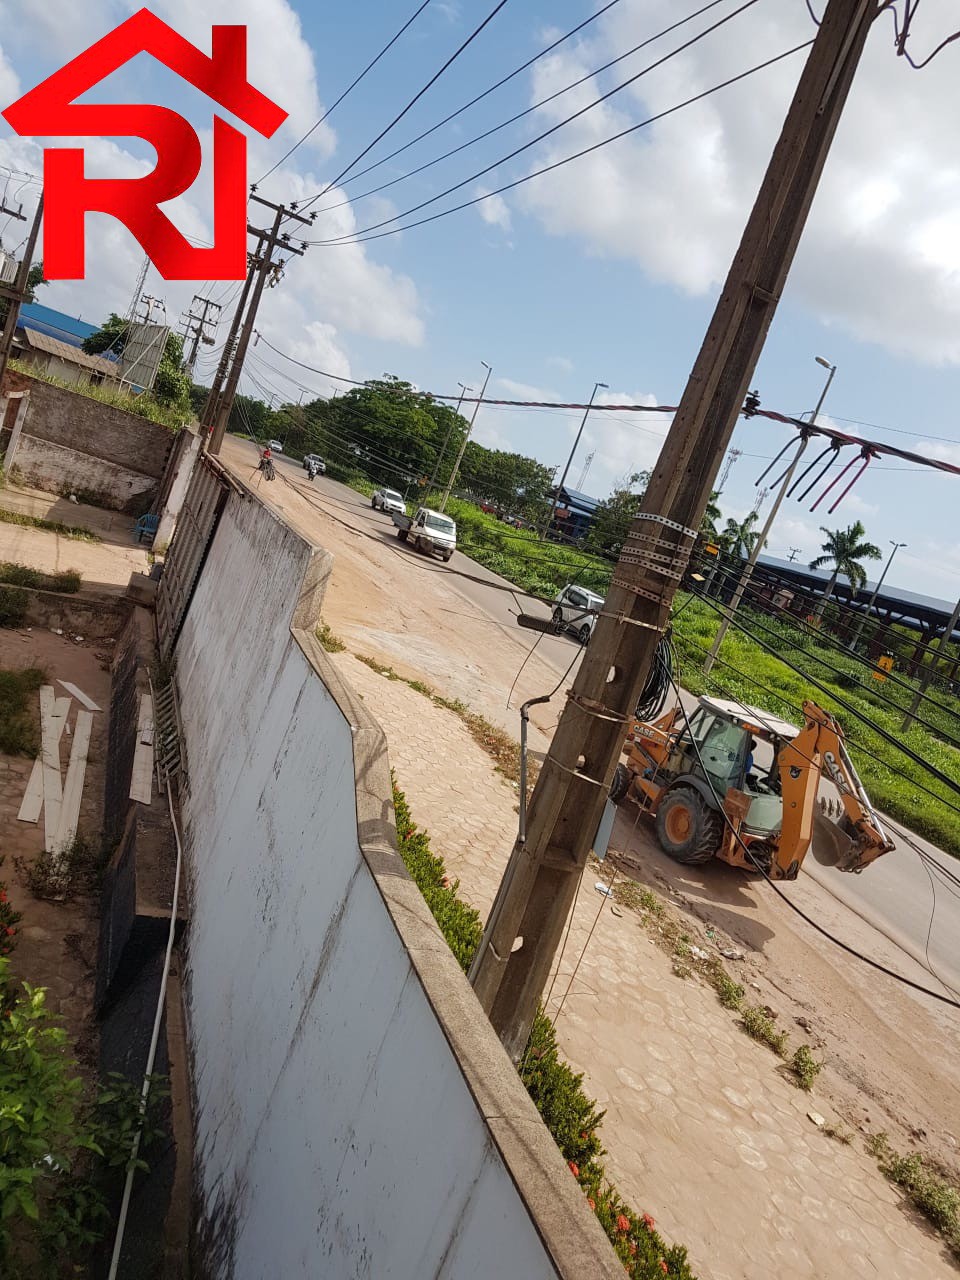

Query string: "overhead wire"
[[257, 0, 435, 184], [307, 0, 774, 242], [300, 0, 513, 210]]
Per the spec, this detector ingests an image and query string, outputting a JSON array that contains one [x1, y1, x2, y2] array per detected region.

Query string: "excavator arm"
[[774, 701, 894, 880]]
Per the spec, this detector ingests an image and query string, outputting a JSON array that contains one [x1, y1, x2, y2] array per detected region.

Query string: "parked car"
[[303, 454, 326, 473], [372, 487, 405, 515], [267, 439, 284, 453], [393, 507, 457, 561], [553, 584, 605, 644]]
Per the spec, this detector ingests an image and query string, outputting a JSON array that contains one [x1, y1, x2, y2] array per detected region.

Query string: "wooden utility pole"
[[0, 193, 43, 387], [470, 0, 880, 1062], [206, 195, 312, 455]]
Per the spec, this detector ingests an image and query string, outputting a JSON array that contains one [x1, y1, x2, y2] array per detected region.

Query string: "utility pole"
[[206, 194, 313, 455], [469, 0, 880, 1063], [703, 355, 836, 675], [428, 381, 471, 494], [181, 295, 222, 371], [849, 539, 906, 650], [902, 593, 960, 732], [439, 361, 492, 511], [788, 547, 801, 562], [543, 380, 607, 537], [0, 192, 43, 388]]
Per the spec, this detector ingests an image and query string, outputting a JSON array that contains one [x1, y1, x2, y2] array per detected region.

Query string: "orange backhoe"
[[609, 696, 895, 880]]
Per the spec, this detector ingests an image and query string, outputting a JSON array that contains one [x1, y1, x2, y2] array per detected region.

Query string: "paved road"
[[261, 449, 960, 996]]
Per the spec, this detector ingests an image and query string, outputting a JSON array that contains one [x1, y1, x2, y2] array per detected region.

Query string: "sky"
[[0, 0, 958, 599]]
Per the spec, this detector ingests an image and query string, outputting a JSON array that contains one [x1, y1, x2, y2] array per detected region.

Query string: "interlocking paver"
[[336, 650, 958, 1280]]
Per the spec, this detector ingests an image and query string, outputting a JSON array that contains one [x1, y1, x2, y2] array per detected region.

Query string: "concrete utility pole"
[[469, 0, 880, 1062], [788, 547, 801, 561], [182, 294, 222, 371], [703, 354, 836, 674], [428, 381, 471, 494], [849, 539, 906, 650], [439, 361, 492, 511], [0, 192, 42, 387], [206, 194, 313, 455], [543, 380, 607, 537], [902, 593, 960, 732]]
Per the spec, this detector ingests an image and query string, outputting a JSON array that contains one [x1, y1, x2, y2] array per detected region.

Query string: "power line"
[[308, 0, 769, 241], [330, 0, 629, 194], [315, 0, 736, 215], [256, 0, 435, 184], [300, 0, 513, 210]]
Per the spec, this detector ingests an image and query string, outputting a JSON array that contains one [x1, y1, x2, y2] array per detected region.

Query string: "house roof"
[[19, 327, 119, 376], [556, 486, 599, 514], [18, 303, 101, 347]]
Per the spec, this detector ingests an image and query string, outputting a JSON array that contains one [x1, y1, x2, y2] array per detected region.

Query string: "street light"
[[849, 540, 906, 650], [439, 361, 492, 512], [428, 381, 471, 495], [543, 380, 608, 540], [704, 355, 836, 674]]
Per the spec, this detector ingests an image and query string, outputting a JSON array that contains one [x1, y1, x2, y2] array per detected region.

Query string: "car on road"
[[394, 506, 457, 561], [303, 454, 326, 473], [372, 487, 405, 515], [553, 584, 605, 644], [267, 439, 284, 453]]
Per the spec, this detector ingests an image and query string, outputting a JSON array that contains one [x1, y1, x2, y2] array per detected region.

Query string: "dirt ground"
[[217, 444, 960, 1274], [0, 624, 113, 1058]]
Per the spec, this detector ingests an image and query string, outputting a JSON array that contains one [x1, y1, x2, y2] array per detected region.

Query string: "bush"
[[740, 1005, 789, 1056], [0, 562, 82, 594], [0, 585, 28, 628], [0, 667, 44, 754], [870, 1133, 960, 1255], [791, 1044, 822, 1091], [0, 859, 22, 957]]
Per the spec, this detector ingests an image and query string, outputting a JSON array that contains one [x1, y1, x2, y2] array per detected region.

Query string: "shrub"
[[0, 585, 28, 628], [0, 667, 44, 754], [791, 1044, 822, 1091], [520, 1012, 605, 1173], [316, 620, 346, 653], [869, 1132, 960, 1255], [0, 563, 82, 594], [0, 859, 22, 956], [740, 1005, 789, 1056], [714, 971, 745, 1011]]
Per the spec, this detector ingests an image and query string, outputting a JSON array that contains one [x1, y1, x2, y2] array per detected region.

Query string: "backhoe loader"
[[609, 696, 894, 880]]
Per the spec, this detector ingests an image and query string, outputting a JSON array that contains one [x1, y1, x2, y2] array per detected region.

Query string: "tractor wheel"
[[655, 787, 723, 864], [609, 763, 632, 805]]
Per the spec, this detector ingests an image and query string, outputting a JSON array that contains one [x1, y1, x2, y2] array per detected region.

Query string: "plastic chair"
[[135, 512, 159, 545]]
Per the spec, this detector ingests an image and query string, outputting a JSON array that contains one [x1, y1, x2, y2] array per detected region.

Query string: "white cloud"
[[475, 187, 511, 231], [0, 42, 19, 105], [914, 440, 960, 467], [546, 355, 573, 373], [517, 0, 960, 363]]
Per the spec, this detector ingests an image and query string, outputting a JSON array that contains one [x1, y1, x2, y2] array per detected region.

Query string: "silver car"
[[372, 487, 406, 515], [553, 584, 604, 644]]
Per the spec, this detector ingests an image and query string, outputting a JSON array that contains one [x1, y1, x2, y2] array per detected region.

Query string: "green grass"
[[316, 620, 346, 652], [0, 562, 81, 593], [0, 586, 28, 627], [672, 595, 960, 858], [0, 667, 44, 755], [740, 1005, 789, 1057], [868, 1133, 960, 1258], [9, 359, 188, 429], [791, 1044, 822, 1091], [0, 507, 100, 543]]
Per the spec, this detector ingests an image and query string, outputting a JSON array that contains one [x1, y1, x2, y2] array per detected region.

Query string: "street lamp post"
[[428, 381, 471, 496], [439, 362, 492, 512], [704, 356, 836, 674], [543, 380, 607, 540], [849, 540, 906, 651]]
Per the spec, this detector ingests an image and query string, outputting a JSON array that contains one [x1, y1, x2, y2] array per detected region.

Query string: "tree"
[[585, 472, 650, 559], [700, 491, 722, 538], [719, 511, 761, 559], [84, 313, 191, 412], [0, 259, 46, 326], [809, 521, 882, 619], [459, 443, 553, 519]]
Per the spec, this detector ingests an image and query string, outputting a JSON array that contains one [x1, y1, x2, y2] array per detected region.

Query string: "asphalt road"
[[266, 450, 960, 996]]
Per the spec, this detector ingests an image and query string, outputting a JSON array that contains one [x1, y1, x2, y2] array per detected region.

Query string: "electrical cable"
[[257, 0, 434, 184], [315, 0, 737, 214], [300, 0, 513, 209], [308, 0, 770, 241], [661, 666, 960, 1009], [331, 0, 629, 193]]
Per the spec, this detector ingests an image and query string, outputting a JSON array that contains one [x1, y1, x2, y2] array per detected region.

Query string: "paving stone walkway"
[[336, 651, 957, 1280]]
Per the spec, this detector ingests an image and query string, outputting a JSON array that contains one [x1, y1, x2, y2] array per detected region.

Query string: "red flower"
[[0, 890, 7, 902], [642, 1213, 656, 1231], [659, 1262, 669, 1274], [587, 1197, 596, 1212], [5, 927, 13, 936], [568, 1161, 579, 1178], [629, 1241, 638, 1256], [616, 1214, 631, 1234]]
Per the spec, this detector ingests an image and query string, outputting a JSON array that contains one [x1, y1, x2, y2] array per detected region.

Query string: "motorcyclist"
[[307, 460, 319, 482], [259, 446, 275, 480]]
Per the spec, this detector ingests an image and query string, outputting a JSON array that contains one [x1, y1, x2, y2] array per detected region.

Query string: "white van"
[[553, 584, 605, 644]]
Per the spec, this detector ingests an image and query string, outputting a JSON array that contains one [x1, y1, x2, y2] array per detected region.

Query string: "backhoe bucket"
[[810, 811, 861, 870]]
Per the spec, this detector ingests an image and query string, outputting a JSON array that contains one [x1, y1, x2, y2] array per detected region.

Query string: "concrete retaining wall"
[[173, 486, 619, 1280], [0, 371, 175, 513]]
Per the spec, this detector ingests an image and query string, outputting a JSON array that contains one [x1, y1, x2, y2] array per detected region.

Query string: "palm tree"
[[719, 511, 761, 559], [700, 491, 722, 539], [809, 521, 882, 620]]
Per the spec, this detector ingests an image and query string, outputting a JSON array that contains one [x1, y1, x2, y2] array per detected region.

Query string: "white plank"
[[57, 680, 101, 713], [51, 709, 93, 858], [130, 693, 154, 804], [18, 697, 70, 822], [39, 686, 64, 850]]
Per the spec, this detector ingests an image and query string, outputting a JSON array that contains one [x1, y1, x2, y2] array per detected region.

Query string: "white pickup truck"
[[394, 507, 457, 561]]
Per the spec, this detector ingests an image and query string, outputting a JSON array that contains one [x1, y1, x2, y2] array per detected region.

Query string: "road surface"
[[238, 441, 960, 995]]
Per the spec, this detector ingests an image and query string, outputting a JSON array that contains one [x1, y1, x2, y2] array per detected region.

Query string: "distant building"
[[548, 484, 598, 542], [12, 302, 119, 388]]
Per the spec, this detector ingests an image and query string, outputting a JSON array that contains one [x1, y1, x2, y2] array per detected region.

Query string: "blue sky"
[[1, 0, 958, 597]]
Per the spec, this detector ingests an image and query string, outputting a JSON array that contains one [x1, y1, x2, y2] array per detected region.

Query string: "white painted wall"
[[174, 493, 615, 1280]]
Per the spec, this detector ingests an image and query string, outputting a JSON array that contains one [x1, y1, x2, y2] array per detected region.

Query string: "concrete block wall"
[[0, 371, 175, 512], [173, 486, 620, 1280]]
